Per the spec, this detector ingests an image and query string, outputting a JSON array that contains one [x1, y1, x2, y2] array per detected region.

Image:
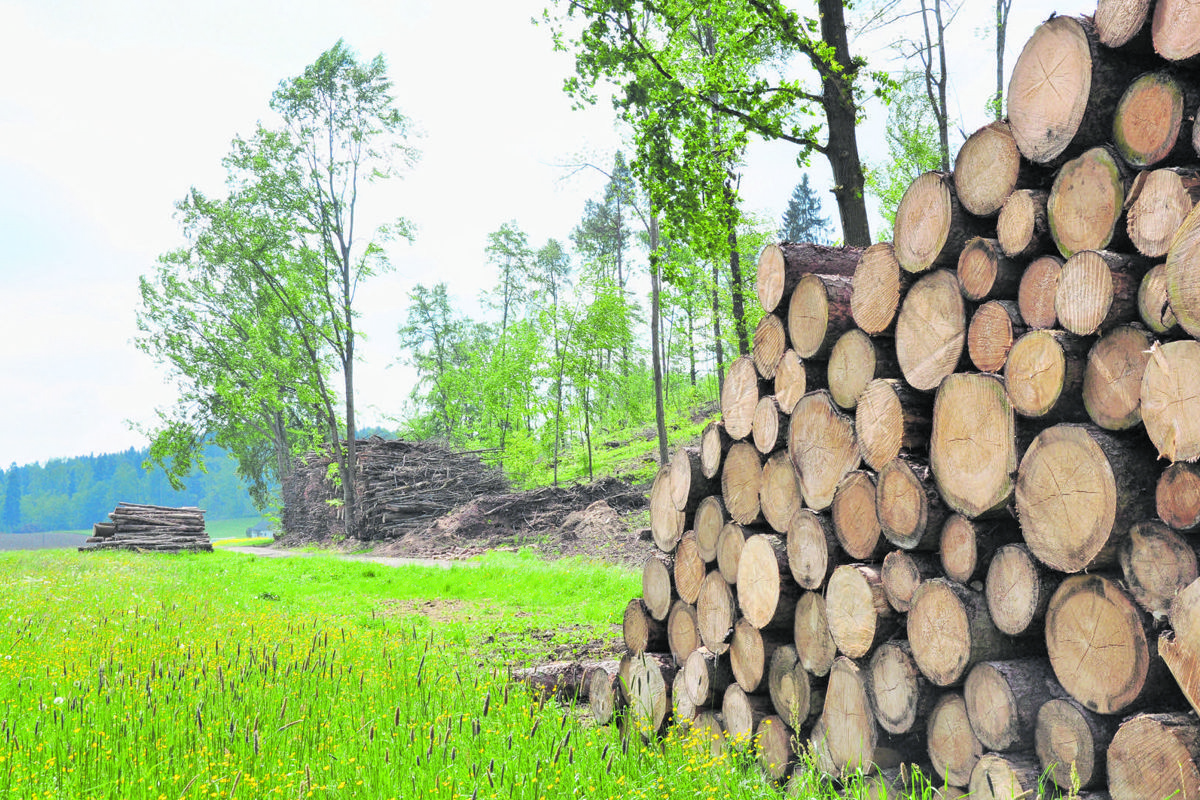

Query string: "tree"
[[992, 0, 1013, 119], [864, 72, 942, 239], [138, 41, 418, 532], [2, 465, 19, 533], [779, 174, 833, 243], [398, 282, 469, 439]]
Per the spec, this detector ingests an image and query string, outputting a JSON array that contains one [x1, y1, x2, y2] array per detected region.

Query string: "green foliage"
[[779, 173, 833, 243]]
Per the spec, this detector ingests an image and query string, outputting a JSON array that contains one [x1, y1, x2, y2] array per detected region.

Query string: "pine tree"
[[2, 465, 21, 533], [779, 174, 833, 243]]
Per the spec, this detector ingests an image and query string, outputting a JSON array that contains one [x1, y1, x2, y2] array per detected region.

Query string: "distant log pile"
[[599, 7, 1200, 798], [281, 437, 509, 542], [82, 502, 211, 553]]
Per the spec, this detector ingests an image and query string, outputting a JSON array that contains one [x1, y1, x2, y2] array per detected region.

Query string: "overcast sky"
[[0, 0, 1092, 468]]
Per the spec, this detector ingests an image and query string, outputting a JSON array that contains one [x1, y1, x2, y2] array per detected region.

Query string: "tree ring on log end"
[[930, 372, 1016, 518], [908, 579, 972, 686], [1008, 17, 1092, 165], [894, 172, 953, 273]]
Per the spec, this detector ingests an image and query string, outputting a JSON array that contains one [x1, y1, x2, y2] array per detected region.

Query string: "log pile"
[[81, 502, 211, 553], [603, 7, 1200, 798]]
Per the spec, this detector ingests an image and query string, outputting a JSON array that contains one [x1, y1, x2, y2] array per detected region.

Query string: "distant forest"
[[0, 445, 261, 533]]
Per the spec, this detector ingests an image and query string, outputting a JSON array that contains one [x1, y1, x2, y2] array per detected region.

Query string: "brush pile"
[[603, 6, 1200, 799], [81, 502, 211, 553]]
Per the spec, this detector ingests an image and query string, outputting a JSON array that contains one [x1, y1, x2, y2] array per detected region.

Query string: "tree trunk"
[[830, 470, 887, 561], [752, 313, 787, 380], [794, 590, 837, 678], [697, 570, 736, 656], [649, 464, 685, 552], [851, 242, 912, 336], [1016, 423, 1157, 573], [877, 456, 949, 551], [730, 617, 787, 693], [930, 372, 1017, 518], [894, 172, 988, 274], [856, 379, 933, 471], [825, 563, 897, 660], [712, 258, 725, 390], [682, 646, 733, 707], [927, 692, 983, 787], [868, 640, 935, 735], [1118, 519, 1199, 619], [667, 600, 701, 667], [788, 390, 861, 511], [642, 550, 676, 621], [953, 120, 1036, 218], [768, 644, 820, 730], [1055, 249, 1145, 336], [673, 531, 707, 605], [908, 578, 1018, 687], [759, 450, 801, 534], [694, 495, 727, 564], [1008, 15, 1139, 165], [736, 533, 797, 631], [1128, 167, 1200, 257], [1035, 696, 1120, 791], [786, 507, 839, 591], [624, 597, 668, 655], [881, 550, 940, 613], [1107, 711, 1200, 800], [967, 299, 1024, 373], [1142, 339, 1200, 461], [650, 213, 669, 466], [895, 269, 968, 391], [984, 543, 1062, 637], [751, 396, 788, 456], [963, 658, 1065, 752], [756, 242, 861, 314], [1138, 262, 1180, 334], [1154, 0, 1200, 61], [1157, 461, 1200, 532], [699, 420, 732, 480], [720, 356, 765, 440], [787, 273, 854, 360], [827, 329, 899, 411], [720, 442, 764, 526], [773, 350, 812, 414], [958, 238, 1022, 302], [1082, 323, 1153, 431], [1016, 253, 1064, 329], [998, 189, 1052, 260], [1004, 328, 1089, 421]]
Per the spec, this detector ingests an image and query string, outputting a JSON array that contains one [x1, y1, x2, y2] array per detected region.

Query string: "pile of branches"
[[280, 438, 510, 543], [81, 502, 212, 553]]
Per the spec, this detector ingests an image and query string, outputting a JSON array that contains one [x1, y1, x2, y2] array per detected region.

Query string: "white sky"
[[0, 0, 1092, 467]]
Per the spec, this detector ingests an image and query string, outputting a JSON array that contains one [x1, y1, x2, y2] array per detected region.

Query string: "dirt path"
[[220, 545, 475, 570]]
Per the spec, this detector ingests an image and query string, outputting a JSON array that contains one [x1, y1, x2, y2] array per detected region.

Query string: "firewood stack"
[[605, 5, 1200, 799], [81, 502, 212, 553]]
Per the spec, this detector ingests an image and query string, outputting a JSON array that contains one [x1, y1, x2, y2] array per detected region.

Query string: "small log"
[[927, 692, 983, 787], [1154, 0, 1200, 61], [756, 242, 861, 315], [1082, 323, 1154, 431], [908, 578, 1018, 687], [985, 543, 1062, 637], [788, 390, 860, 511], [1171, 576, 1200, 651], [1035, 696, 1120, 792], [1096, 0, 1152, 49], [721, 442, 765, 526], [794, 591, 837, 678], [831, 470, 886, 562], [856, 379, 932, 471], [623, 652, 677, 737], [953, 120, 1032, 218], [722, 683, 774, 747], [1138, 262, 1180, 334], [642, 551, 675, 622], [1141, 339, 1200, 461], [893, 171, 988, 273], [823, 656, 880, 776], [787, 273, 854, 360], [851, 242, 911, 335], [786, 507, 839, 591], [967, 753, 1045, 800], [1016, 423, 1157, 573], [674, 531, 706, 605], [1166, 202, 1200, 338], [1055, 249, 1146, 336], [667, 600, 701, 667], [682, 646, 733, 707], [773, 350, 810, 415], [752, 396, 788, 456], [868, 640, 935, 736], [1017, 254, 1064, 330], [511, 658, 620, 701], [930, 372, 1018, 519], [690, 710, 726, 756], [1118, 519, 1199, 619], [755, 715, 795, 781], [1107, 712, 1200, 800], [998, 189, 1052, 260], [730, 617, 786, 693], [588, 662, 626, 724], [895, 269, 968, 392], [940, 513, 1021, 585], [878, 456, 949, 552], [693, 495, 726, 564], [1113, 71, 1197, 168], [958, 237, 1021, 302], [825, 563, 896, 660], [716, 522, 746, 585], [700, 420, 732, 480], [624, 598, 668, 655], [963, 658, 1065, 753], [827, 329, 899, 411], [696, 570, 736, 656], [671, 669, 698, 724], [649, 465, 685, 553], [880, 550, 940, 614], [1004, 328, 1089, 421], [967, 300, 1024, 374], [759, 451, 801, 535], [669, 446, 714, 513], [1127, 167, 1200, 257], [737, 533, 797, 631], [752, 313, 787, 380], [1158, 461, 1200, 531], [768, 645, 819, 730], [721, 356, 766, 441]]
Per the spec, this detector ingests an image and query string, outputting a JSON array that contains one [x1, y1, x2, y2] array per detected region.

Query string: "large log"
[[737, 533, 797, 632], [963, 658, 1065, 753], [1096, 0, 1152, 49], [985, 543, 1062, 638], [721, 356, 765, 441], [786, 507, 838, 592], [1008, 15, 1139, 165], [693, 495, 726, 564], [788, 273, 854, 360], [1107, 712, 1200, 800], [895, 269, 968, 392], [893, 171, 987, 274], [756, 242, 861, 315], [1035, 696, 1120, 792], [927, 692, 983, 787], [967, 300, 1025, 374], [788, 390, 860, 511], [827, 329, 898, 411], [1141, 339, 1200, 461], [1158, 461, 1200, 532], [1118, 519, 1199, 619], [868, 640, 935, 736], [1127, 167, 1200, 257], [1055, 249, 1145, 337], [908, 578, 1018, 687], [697, 570, 736, 656], [1015, 423, 1157, 573], [856, 379, 932, 471], [953, 120, 1033, 218], [877, 457, 947, 552], [1004, 328, 1088, 421], [929, 372, 1018, 519], [759, 451, 801, 535], [1082, 323, 1153, 431], [831, 471, 886, 562], [851, 242, 911, 335], [825, 563, 896, 660], [1113, 71, 1196, 168], [1160, 630, 1200, 717], [998, 189, 1052, 260], [511, 658, 620, 702], [794, 591, 837, 678], [671, 669, 698, 724], [1017, 254, 1064, 330], [721, 442, 765, 526]]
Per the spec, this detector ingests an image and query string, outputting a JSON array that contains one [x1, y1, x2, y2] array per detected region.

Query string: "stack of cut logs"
[[82, 502, 212, 553], [597, 5, 1200, 799]]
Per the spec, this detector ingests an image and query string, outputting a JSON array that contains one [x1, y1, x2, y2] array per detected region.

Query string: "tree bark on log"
[[787, 273, 855, 360], [1016, 423, 1157, 573], [1055, 249, 1145, 336], [896, 269, 968, 392], [1082, 323, 1154, 431], [787, 508, 839, 591], [881, 550, 940, 613], [1127, 168, 1200, 257], [851, 242, 912, 336], [1035, 696, 1120, 791], [759, 451, 801, 535], [1118, 519, 1199, 619], [624, 598, 668, 655], [1107, 711, 1200, 800], [756, 242, 862, 315], [940, 513, 1022, 585], [868, 640, 935, 736], [968, 300, 1025, 374], [721, 442, 765, 526], [878, 457, 949, 552], [831, 470, 887, 562], [894, 171, 988, 273], [737, 533, 798, 632], [999, 189, 1052, 260], [825, 563, 897, 660], [827, 329, 899, 411], [927, 692, 983, 787], [721, 356, 766, 441], [697, 570, 736, 656], [1141, 339, 1200, 461], [788, 390, 860, 511], [856, 379, 932, 471], [1158, 461, 1200, 531], [511, 658, 621, 702], [963, 658, 1066, 753], [1138, 262, 1180, 334], [930, 372, 1018, 519], [1004, 328, 1089, 421], [794, 591, 837, 678], [985, 543, 1062, 637], [1017, 254, 1064, 330], [908, 578, 1018, 687]]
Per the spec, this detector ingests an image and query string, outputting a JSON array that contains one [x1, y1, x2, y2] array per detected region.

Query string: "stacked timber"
[[604, 6, 1200, 798], [81, 502, 212, 552]]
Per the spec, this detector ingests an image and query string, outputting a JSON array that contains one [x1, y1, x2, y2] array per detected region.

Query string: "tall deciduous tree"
[[993, 0, 1013, 119], [780, 174, 833, 243], [864, 72, 942, 238]]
